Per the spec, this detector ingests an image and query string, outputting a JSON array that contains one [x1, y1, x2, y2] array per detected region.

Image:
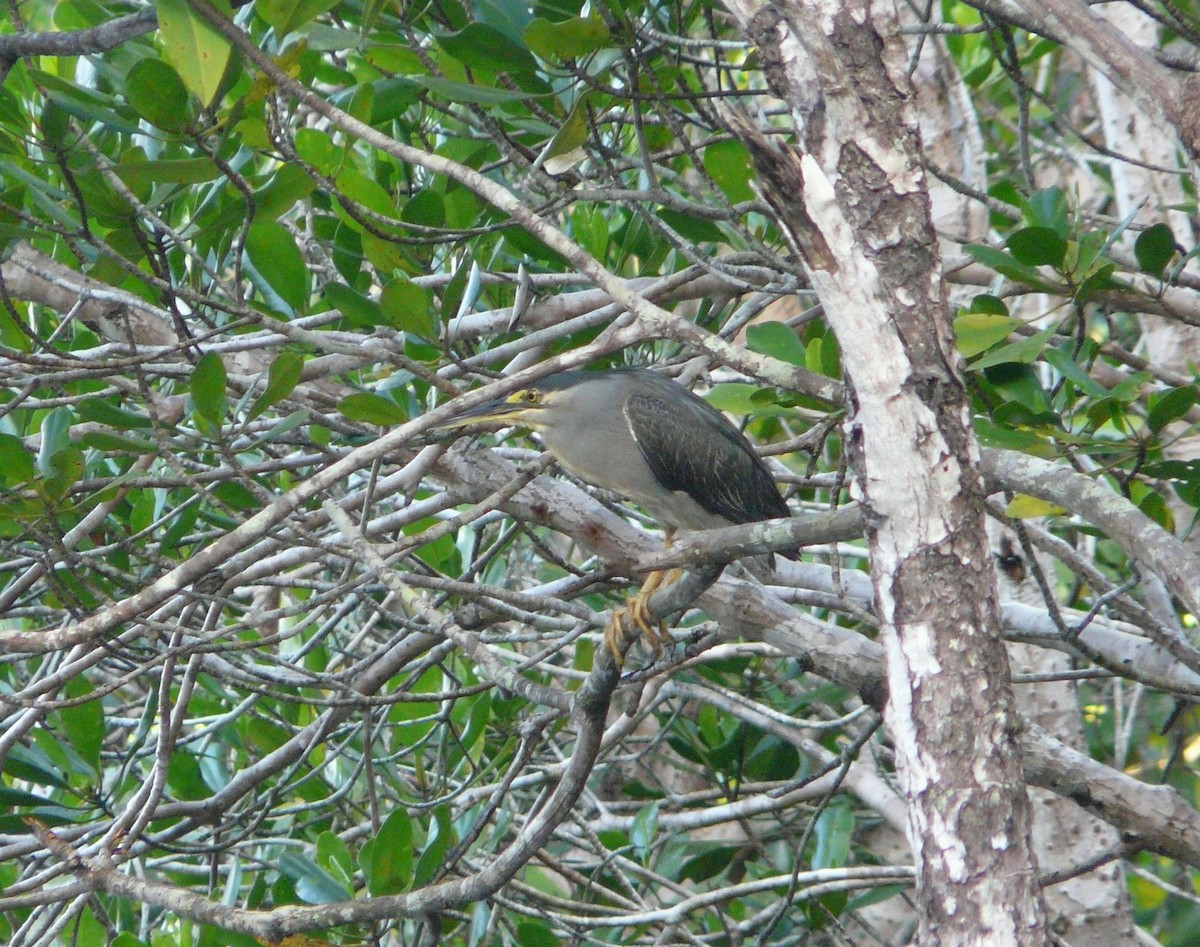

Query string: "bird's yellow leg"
[[604, 568, 681, 662]]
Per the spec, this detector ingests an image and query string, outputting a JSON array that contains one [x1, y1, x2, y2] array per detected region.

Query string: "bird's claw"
[[603, 570, 678, 663]]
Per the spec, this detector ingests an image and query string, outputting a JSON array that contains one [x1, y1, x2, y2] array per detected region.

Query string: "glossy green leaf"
[[259, 0, 341, 36], [113, 157, 222, 187], [61, 677, 103, 774], [1007, 226, 1067, 268], [31, 70, 142, 135], [540, 95, 590, 175], [76, 398, 153, 429], [964, 244, 1055, 289], [277, 852, 350, 904], [370, 77, 423, 124], [1148, 385, 1197, 434], [437, 23, 539, 78], [1043, 347, 1107, 397], [970, 326, 1056, 371], [191, 351, 228, 424], [367, 810, 413, 895], [245, 219, 309, 312], [80, 431, 157, 453], [381, 275, 434, 336], [746, 321, 806, 366], [0, 433, 36, 486], [412, 75, 536, 105], [248, 351, 305, 421], [1135, 223, 1176, 276], [294, 128, 340, 175], [36, 407, 74, 477], [325, 282, 383, 327], [812, 798, 853, 870], [953, 312, 1022, 358], [156, 0, 233, 106], [412, 806, 454, 888], [42, 445, 83, 502], [338, 392, 408, 425], [630, 802, 659, 864], [703, 140, 754, 204], [1005, 494, 1065, 518], [680, 845, 740, 883], [515, 922, 559, 947], [524, 15, 610, 59], [126, 58, 191, 132], [1023, 186, 1069, 236], [402, 190, 446, 229]]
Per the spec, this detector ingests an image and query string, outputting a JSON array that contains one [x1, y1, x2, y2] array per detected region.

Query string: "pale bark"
[[719, 1, 1049, 943]]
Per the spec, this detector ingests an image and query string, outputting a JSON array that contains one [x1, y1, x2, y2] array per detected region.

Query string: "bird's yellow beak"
[[434, 392, 546, 432]]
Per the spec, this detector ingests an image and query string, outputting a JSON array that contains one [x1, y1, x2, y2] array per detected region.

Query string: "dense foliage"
[[4, 0, 1200, 944]]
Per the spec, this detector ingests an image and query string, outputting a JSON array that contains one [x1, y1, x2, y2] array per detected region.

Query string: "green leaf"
[[112, 157, 222, 187], [245, 219, 309, 312], [381, 275, 434, 336], [248, 351, 304, 421], [325, 282, 383, 327], [338, 392, 408, 425], [746, 321, 806, 366], [1043, 347, 1107, 397], [316, 831, 355, 888], [1148, 385, 1197, 434], [1023, 186, 1069, 236], [191, 352, 228, 424], [155, 0, 233, 107], [540, 95, 591, 176], [630, 802, 659, 864], [412, 75, 536, 105], [76, 398, 153, 429], [412, 805, 454, 888], [953, 312, 1022, 358], [259, 0, 341, 36], [524, 15, 610, 59], [402, 190, 446, 229], [1005, 494, 1065, 518], [367, 810, 413, 895], [704, 383, 795, 418], [1007, 226, 1067, 268], [126, 58, 192, 133], [42, 445, 83, 502], [703, 140, 754, 204], [0, 433, 36, 487], [1135, 223, 1176, 276], [965, 294, 1009, 316], [812, 798, 854, 870], [37, 407, 74, 478], [680, 846, 740, 883], [1073, 261, 1117, 304], [970, 326, 1056, 371], [80, 431, 157, 453], [370, 77, 423, 125], [277, 852, 351, 904], [437, 23, 539, 79], [964, 244, 1056, 290], [515, 921, 560, 947], [30, 70, 142, 135], [984, 363, 1053, 415], [61, 677, 103, 774]]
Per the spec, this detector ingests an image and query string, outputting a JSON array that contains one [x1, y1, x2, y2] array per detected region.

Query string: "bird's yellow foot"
[[603, 569, 680, 662]]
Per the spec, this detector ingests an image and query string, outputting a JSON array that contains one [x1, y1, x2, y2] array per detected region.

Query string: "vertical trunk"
[[720, 1, 1050, 943]]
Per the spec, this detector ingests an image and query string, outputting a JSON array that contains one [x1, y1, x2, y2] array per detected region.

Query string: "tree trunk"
[[720, 1, 1051, 942]]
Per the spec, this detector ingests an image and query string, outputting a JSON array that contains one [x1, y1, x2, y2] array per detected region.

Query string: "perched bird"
[[436, 367, 793, 659]]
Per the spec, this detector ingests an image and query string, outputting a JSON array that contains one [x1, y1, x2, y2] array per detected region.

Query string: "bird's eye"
[[523, 390, 540, 404]]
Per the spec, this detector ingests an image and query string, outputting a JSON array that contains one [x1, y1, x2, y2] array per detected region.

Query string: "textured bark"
[[720, 1, 1050, 943]]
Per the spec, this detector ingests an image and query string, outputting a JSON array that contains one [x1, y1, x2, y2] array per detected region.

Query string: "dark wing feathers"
[[623, 380, 789, 525]]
